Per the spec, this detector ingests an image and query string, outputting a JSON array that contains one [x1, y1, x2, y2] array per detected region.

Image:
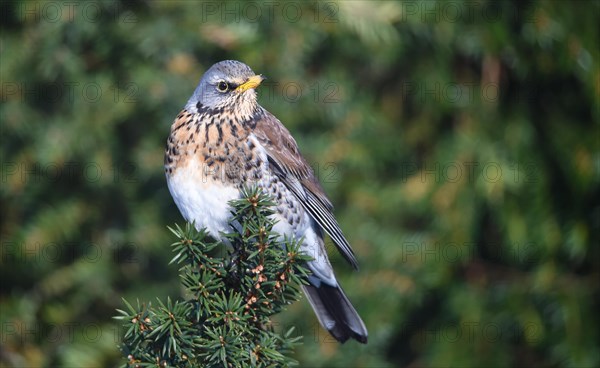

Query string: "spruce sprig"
[[116, 187, 311, 367]]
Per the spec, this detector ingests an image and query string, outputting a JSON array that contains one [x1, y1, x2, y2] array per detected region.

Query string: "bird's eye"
[[217, 81, 229, 93]]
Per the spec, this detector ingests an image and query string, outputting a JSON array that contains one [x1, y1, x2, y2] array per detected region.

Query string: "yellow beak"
[[236, 75, 265, 92]]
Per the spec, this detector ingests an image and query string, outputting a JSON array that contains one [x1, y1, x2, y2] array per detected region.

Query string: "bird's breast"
[[165, 111, 266, 237]]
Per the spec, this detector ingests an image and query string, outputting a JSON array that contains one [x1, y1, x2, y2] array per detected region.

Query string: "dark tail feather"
[[302, 283, 368, 344]]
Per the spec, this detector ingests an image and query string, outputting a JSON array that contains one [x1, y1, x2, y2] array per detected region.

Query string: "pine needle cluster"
[[116, 187, 311, 367]]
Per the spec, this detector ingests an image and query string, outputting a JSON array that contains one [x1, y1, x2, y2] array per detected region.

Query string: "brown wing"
[[252, 107, 359, 269]]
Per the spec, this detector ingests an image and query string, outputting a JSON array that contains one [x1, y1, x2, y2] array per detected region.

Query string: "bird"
[[164, 60, 367, 344]]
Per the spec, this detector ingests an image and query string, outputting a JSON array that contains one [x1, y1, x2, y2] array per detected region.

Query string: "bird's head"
[[185, 60, 265, 118]]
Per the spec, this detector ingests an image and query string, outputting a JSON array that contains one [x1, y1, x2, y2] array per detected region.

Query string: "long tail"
[[302, 281, 368, 344]]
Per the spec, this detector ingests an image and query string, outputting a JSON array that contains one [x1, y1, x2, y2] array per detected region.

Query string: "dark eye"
[[217, 81, 229, 92]]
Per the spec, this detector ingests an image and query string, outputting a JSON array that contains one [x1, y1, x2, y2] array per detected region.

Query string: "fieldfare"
[[165, 60, 367, 343]]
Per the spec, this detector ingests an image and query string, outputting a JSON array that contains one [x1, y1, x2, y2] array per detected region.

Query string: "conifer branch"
[[115, 187, 311, 367]]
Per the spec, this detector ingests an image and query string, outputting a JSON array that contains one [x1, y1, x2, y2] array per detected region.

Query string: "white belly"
[[166, 158, 239, 238]]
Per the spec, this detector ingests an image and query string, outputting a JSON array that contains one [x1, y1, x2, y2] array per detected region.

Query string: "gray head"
[[185, 60, 265, 115]]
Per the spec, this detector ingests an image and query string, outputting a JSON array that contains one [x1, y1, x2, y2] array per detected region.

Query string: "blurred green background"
[[1, 0, 598, 367]]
